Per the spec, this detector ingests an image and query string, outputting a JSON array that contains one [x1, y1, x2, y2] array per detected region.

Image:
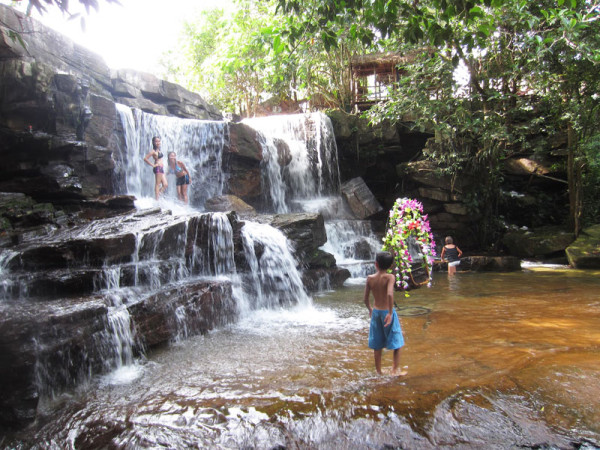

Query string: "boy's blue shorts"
[[368, 308, 404, 350]]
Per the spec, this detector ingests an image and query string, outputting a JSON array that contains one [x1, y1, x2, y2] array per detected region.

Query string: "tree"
[[278, 0, 600, 238], [164, 0, 377, 116], [4, 0, 120, 27]]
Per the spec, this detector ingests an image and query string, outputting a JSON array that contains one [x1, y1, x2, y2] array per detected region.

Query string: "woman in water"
[[440, 236, 463, 276], [167, 151, 191, 204], [143, 136, 168, 200]]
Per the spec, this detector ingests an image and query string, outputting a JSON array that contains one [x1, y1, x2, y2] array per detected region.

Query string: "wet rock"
[[225, 122, 262, 162], [255, 212, 327, 262], [435, 255, 521, 272], [341, 177, 383, 219], [0, 297, 108, 428], [459, 255, 522, 272], [502, 226, 575, 258], [565, 224, 600, 269], [353, 239, 374, 260], [273, 137, 292, 167], [205, 195, 256, 214], [0, 278, 236, 429], [128, 280, 236, 349], [223, 122, 264, 204], [302, 267, 351, 291], [79, 195, 137, 220]]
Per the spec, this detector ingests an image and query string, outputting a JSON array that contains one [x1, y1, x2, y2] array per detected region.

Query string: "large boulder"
[[502, 226, 575, 259], [223, 122, 264, 205], [111, 70, 221, 120], [341, 177, 383, 219], [205, 195, 256, 214], [255, 212, 328, 262], [565, 224, 600, 269]]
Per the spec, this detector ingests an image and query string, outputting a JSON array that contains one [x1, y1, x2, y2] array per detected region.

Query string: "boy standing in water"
[[363, 251, 407, 376]]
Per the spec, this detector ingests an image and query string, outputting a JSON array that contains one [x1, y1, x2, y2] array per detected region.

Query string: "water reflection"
[[6, 270, 600, 448]]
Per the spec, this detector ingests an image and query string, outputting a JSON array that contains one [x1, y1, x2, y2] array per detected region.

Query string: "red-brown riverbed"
[[4, 267, 600, 449]]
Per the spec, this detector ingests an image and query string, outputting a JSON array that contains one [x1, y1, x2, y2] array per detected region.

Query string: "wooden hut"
[[350, 51, 424, 111]]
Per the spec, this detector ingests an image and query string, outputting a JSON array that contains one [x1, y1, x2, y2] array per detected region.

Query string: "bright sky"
[[2, 0, 227, 75]]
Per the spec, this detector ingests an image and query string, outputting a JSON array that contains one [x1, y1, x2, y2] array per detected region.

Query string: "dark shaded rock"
[[502, 226, 575, 258], [79, 195, 136, 220], [565, 224, 600, 269], [273, 137, 292, 167], [111, 70, 221, 120], [399, 160, 470, 193], [255, 212, 327, 262], [305, 248, 337, 269], [205, 195, 256, 214], [0, 278, 235, 429], [114, 96, 169, 116], [341, 177, 383, 219], [0, 297, 108, 428], [504, 157, 552, 176], [302, 267, 351, 291], [353, 239, 374, 260], [4, 267, 101, 300], [435, 256, 522, 272], [128, 280, 236, 349], [221, 123, 263, 203]]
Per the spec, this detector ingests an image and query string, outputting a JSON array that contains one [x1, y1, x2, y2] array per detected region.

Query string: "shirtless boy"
[[363, 251, 407, 376]]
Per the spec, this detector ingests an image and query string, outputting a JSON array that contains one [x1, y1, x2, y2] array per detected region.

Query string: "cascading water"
[[116, 104, 228, 208], [321, 220, 382, 281], [2, 107, 358, 426], [244, 113, 381, 282], [243, 113, 341, 212], [239, 221, 311, 313]]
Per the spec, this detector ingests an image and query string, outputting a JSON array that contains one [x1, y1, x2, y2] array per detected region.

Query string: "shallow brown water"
[[5, 268, 600, 449]]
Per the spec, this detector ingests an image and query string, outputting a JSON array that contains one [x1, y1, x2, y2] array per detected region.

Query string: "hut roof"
[[351, 52, 409, 68], [350, 49, 430, 72]]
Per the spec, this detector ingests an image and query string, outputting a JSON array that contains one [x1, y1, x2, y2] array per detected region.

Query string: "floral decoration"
[[381, 197, 436, 294]]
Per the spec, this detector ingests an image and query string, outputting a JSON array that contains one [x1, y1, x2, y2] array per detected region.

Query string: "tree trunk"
[[567, 122, 581, 236]]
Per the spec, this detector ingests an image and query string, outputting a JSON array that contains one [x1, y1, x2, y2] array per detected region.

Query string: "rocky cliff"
[[0, 4, 222, 208]]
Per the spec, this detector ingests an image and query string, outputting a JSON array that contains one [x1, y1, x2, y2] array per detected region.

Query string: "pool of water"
[[5, 268, 600, 448]]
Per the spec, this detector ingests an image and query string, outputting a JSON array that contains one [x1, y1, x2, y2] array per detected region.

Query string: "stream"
[[5, 267, 600, 449]]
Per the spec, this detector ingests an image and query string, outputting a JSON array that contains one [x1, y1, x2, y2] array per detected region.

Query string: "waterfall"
[[116, 104, 228, 208], [321, 220, 381, 280], [257, 131, 288, 213], [243, 113, 341, 213], [239, 221, 311, 313], [187, 212, 236, 277], [244, 113, 379, 283], [104, 294, 136, 369]]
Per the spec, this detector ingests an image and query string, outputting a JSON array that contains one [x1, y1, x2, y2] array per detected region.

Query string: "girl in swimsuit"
[[167, 151, 191, 204], [143, 136, 168, 200], [440, 236, 463, 276]]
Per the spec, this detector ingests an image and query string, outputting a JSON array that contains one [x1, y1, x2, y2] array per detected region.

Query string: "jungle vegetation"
[[160, 0, 600, 238]]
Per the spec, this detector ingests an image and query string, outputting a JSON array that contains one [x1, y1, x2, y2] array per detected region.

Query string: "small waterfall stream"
[[243, 113, 341, 211]]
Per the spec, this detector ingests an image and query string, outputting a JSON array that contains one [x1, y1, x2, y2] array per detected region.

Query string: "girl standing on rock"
[[143, 136, 168, 200], [167, 151, 191, 204]]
